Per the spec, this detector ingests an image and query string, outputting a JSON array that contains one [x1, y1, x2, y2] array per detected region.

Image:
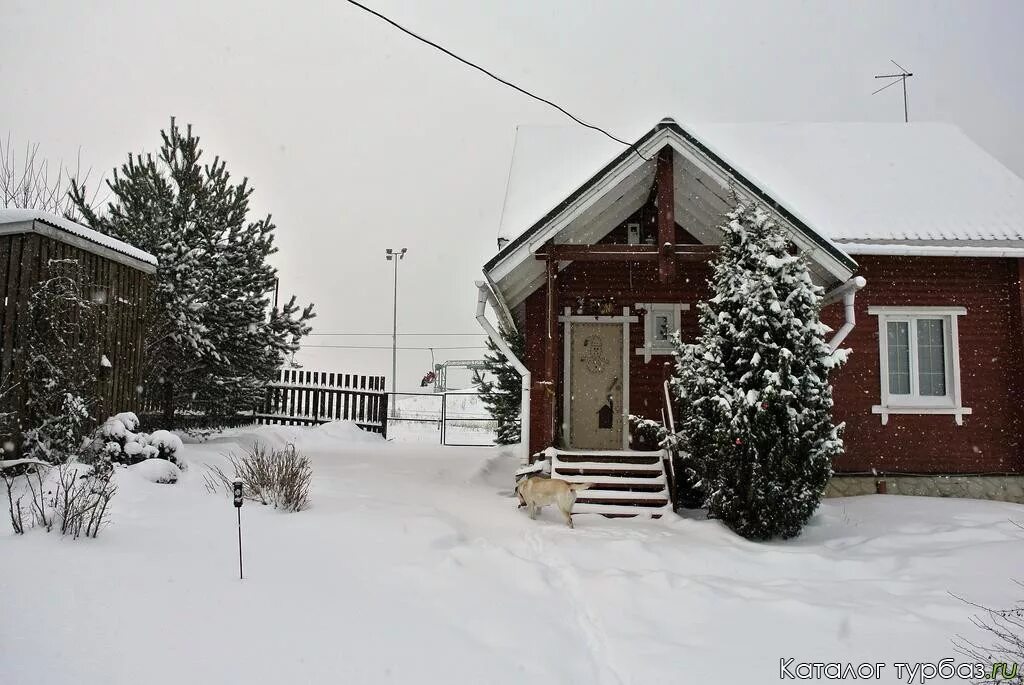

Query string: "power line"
[[302, 344, 486, 351], [341, 0, 648, 161]]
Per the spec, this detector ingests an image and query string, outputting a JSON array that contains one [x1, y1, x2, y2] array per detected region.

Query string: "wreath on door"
[[580, 336, 608, 374]]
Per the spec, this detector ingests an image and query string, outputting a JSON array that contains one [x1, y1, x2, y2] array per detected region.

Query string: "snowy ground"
[[3, 423, 1023, 684]]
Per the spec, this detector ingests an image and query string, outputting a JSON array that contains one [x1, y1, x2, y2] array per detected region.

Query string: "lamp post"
[[385, 248, 407, 394]]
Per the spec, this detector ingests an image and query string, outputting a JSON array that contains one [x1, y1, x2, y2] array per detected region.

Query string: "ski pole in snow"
[[232, 478, 244, 580]]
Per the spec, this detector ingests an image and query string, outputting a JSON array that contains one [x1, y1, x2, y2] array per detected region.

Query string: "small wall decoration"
[[580, 336, 609, 374]]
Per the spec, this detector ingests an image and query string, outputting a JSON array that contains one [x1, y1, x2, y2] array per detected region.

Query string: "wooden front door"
[[568, 322, 624, 449]]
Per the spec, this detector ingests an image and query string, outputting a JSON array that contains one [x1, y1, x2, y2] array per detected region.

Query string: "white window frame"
[[634, 302, 689, 363], [868, 306, 971, 425]]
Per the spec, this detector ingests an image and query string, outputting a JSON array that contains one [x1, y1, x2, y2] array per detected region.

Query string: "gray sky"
[[2, 0, 1022, 391]]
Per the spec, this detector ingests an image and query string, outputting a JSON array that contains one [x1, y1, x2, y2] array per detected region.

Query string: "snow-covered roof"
[[497, 121, 1024, 246], [688, 122, 1024, 243], [0, 208, 158, 269]]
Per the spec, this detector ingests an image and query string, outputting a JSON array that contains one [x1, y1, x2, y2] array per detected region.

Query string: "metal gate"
[[385, 391, 495, 446]]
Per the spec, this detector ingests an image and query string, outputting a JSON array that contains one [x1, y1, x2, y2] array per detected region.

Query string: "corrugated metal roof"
[[0, 209, 158, 266]]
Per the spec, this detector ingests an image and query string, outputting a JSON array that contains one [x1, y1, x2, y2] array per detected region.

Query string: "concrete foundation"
[[825, 474, 1024, 504]]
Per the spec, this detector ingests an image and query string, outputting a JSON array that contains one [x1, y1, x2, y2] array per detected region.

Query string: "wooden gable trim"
[[484, 122, 858, 276]]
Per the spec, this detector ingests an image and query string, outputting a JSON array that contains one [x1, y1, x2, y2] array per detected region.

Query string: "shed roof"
[[0, 209, 158, 270]]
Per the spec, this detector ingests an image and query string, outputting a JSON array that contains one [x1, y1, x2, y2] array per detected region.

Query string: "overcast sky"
[[2, 0, 1022, 391]]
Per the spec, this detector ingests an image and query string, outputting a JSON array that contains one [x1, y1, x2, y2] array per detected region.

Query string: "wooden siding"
[[524, 257, 711, 456], [826, 256, 1024, 474], [0, 232, 151, 446], [522, 251, 1024, 474]]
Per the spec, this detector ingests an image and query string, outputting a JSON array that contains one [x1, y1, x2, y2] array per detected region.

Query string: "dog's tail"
[[569, 482, 594, 491]]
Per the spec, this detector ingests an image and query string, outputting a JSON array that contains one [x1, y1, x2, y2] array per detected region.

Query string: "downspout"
[[822, 276, 867, 353], [475, 281, 531, 465]]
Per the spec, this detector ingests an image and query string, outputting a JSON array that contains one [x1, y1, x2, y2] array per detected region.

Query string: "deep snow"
[[2, 423, 1023, 684]]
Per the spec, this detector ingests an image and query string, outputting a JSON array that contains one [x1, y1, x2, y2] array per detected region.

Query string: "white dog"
[[516, 476, 592, 528]]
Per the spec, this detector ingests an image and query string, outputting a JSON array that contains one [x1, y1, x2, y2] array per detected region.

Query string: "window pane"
[[916, 318, 946, 396], [887, 321, 910, 394], [654, 314, 671, 342]]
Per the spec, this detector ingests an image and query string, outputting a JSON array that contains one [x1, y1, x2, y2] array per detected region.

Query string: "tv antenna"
[[873, 60, 914, 123]]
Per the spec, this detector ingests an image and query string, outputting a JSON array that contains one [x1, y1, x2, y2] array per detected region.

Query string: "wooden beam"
[[535, 243, 716, 262], [544, 247, 559, 446], [656, 147, 676, 283], [537, 245, 658, 262]]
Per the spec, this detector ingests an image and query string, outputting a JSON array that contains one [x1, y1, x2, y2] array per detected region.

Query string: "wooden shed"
[[0, 209, 157, 447]]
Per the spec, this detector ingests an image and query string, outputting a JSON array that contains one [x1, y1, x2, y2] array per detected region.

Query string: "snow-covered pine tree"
[[674, 200, 846, 540], [70, 119, 315, 423], [21, 259, 100, 462], [472, 323, 525, 445]]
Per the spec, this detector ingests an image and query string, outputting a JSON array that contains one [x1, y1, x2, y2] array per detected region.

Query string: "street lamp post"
[[385, 248, 407, 394]]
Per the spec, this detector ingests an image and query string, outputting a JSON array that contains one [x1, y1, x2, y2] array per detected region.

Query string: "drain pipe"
[[822, 276, 867, 353], [475, 281, 531, 465]]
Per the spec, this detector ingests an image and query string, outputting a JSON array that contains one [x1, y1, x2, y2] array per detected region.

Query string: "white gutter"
[[840, 243, 1024, 258], [475, 281, 531, 465], [822, 276, 867, 353]]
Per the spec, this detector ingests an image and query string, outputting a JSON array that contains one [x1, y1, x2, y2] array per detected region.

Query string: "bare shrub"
[[204, 442, 310, 512], [2, 461, 115, 538], [0, 134, 101, 215], [952, 585, 1024, 684]]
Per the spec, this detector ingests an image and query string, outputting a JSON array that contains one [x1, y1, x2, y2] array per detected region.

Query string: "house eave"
[[484, 119, 857, 306], [839, 241, 1024, 258]]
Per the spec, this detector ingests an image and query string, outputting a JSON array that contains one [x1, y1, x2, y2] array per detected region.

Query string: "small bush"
[[204, 442, 311, 512], [89, 414, 183, 466]]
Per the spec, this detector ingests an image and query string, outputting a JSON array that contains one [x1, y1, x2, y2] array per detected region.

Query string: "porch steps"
[[546, 448, 672, 518]]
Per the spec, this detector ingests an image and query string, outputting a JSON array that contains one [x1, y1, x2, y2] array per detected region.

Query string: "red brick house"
[[475, 118, 1024, 512]]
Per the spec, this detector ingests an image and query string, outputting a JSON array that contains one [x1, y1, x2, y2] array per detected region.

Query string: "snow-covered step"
[[573, 502, 670, 517], [545, 447, 674, 518], [545, 448, 665, 458], [557, 474, 666, 486], [577, 489, 669, 501], [553, 461, 663, 472]]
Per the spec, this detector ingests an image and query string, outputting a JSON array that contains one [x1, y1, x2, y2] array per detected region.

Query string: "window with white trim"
[[635, 303, 688, 362], [869, 306, 971, 425]]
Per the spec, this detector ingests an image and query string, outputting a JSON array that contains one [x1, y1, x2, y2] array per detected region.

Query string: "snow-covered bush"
[[204, 442, 311, 512], [129, 458, 181, 485], [90, 414, 183, 467], [147, 430, 184, 462], [673, 200, 846, 540], [628, 415, 666, 451]]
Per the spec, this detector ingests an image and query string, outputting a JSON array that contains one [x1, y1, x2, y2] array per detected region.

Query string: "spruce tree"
[[674, 201, 846, 540], [70, 119, 314, 423], [472, 323, 525, 445]]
